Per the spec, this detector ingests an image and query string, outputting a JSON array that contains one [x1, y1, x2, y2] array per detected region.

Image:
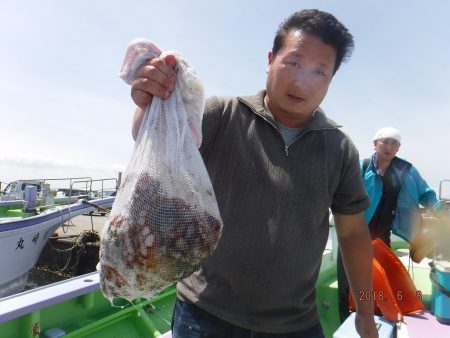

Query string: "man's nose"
[[293, 70, 312, 90], [385, 143, 396, 150]]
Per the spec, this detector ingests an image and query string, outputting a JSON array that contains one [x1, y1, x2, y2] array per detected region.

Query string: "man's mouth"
[[287, 93, 305, 102]]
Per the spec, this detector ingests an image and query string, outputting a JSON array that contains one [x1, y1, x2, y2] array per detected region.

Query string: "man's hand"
[[335, 212, 378, 338], [131, 54, 177, 110], [355, 312, 379, 338]]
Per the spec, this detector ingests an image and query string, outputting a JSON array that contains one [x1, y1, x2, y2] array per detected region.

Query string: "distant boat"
[[0, 196, 115, 298]]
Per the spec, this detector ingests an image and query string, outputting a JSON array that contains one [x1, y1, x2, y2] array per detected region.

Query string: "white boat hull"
[[0, 197, 114, 298]]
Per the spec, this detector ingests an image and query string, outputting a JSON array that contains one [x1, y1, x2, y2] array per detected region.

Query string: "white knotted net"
[[99, 39, 223, 302]]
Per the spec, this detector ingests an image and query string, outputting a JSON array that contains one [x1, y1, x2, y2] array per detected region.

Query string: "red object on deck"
[[349, 239, 425, 321]]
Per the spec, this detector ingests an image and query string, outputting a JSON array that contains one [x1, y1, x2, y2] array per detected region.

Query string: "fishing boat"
[[0, 182, 449, 337], [0, 196, 115, 299], [0, 176, 118, 299]]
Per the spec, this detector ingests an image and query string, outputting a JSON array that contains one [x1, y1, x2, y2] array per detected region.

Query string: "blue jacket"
[[362, 155, 442, 242]]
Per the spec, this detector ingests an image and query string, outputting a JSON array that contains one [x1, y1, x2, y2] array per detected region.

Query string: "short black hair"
[[272, 9, 354, 74]]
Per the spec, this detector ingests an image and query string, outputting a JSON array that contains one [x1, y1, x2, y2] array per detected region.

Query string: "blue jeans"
[[171, 298, 324, 338]]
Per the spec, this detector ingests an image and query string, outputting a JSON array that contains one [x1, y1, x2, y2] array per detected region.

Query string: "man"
[[130, 9, 377, 338], [337, 126, 448, 322]]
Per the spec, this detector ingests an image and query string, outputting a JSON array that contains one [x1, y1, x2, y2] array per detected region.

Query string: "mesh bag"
[[99, 39, 223, 302]]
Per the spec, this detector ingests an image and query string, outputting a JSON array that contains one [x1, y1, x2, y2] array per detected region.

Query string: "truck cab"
[[1, 180, 54, 206]]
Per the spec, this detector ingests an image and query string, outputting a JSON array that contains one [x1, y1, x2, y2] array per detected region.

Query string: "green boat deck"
[[0, 238, 439, 338], [0, 277, 176, 338]]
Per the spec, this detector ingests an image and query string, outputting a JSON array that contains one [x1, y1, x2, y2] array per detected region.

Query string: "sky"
[[1, 0, 450, 197]]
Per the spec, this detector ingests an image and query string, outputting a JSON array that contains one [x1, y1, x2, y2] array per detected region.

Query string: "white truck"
[[0, 180, 54, 208]]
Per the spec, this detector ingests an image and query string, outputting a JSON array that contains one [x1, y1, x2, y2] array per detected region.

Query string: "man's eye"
[[315, 70, 325, 77], [287, 61, 300, 68]]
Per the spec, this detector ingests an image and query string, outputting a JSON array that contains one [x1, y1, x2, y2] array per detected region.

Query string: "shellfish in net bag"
[[99, 39, 223, 302]]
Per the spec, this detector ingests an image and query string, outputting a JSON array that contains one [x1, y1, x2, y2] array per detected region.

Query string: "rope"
[[429, 262, 450, 298], [47, 230, 100, 274], [81, 199, 108, 211], [48, 200, 107, 272], [406, 254, 415, 280], [60, 217, 73, 234]]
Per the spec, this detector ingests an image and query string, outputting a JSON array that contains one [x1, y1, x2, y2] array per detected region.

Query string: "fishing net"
[[99, 39, 223, 302]]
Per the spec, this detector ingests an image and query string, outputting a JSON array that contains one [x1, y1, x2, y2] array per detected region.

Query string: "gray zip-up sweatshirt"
[[177, 91, 369, 333]]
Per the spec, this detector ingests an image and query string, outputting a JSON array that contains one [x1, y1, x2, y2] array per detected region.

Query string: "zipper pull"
[[284, 145, 289, 156]]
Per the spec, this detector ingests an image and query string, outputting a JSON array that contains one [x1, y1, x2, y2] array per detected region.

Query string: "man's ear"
[[267, 51, 273, 72]]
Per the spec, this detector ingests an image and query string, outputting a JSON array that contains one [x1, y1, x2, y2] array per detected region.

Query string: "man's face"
[[374, 138, 400, 162], [265, 30, 336, 127]]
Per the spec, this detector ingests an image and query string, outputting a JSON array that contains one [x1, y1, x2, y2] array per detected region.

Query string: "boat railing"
[[17, 177, 92, 196], [70, 177, 118, 199], [42, 177, 93, 197], [17, 176, 119, 200], [0, 272, 100, 324]]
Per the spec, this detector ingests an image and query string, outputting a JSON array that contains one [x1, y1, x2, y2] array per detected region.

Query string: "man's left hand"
[[355, 312, 379, 338]]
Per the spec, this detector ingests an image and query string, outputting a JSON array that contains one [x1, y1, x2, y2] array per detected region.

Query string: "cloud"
[[0, 153, 125, 185], [0, 153, 124, 172]]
